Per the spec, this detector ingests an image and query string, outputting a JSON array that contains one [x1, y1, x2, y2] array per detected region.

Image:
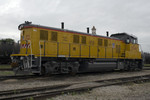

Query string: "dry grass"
[[49, 82, 150, 100], [144, 64, 150, 67], [0, 65, 11, 69], [0, 71, 14, 76], [0, 65, 14, 76]]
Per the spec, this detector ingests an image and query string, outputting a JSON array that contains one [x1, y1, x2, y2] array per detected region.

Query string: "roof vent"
[[61, 22, 64, 29], [92, 26, 96, 35], [106, 31, 109, 37], [87, 27, 89, 33]]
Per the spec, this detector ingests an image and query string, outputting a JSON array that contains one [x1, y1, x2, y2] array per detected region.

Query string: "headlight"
[[11, 57, 13, 60], [20, 57, 24, 60]]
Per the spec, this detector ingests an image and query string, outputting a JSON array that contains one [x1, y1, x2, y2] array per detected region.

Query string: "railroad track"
[[0, 65, 149, 71], [0, 75, 38, 81], [0, 68, 12, 71], [0, 74, 150, 100], [0, 67, 149, 72], [143, 67, 150, 70], [0, 67, 149, 81]]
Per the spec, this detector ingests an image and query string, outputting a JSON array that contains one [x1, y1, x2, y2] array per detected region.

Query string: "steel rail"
[[0, 67, 149, 81], [0, 74, 150, 100], [0, 75, 37, 81], [0, 68, 12, 71]]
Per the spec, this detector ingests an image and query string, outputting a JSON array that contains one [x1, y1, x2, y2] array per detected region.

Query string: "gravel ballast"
[[0, 70, 150, 92], [50, 82, 150, 100]]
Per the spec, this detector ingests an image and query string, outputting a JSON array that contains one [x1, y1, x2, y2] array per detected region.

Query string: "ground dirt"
[[0, 70, 150, 100], [49, 82, 150, 100], [1, 70, 150, 91]]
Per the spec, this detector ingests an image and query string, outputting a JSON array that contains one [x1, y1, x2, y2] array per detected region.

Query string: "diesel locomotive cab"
[[111, 33, 143, 70], [110, 33, 138, 44]]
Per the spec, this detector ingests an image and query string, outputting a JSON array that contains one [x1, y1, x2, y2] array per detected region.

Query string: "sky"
[[0, 0, 150, 52]]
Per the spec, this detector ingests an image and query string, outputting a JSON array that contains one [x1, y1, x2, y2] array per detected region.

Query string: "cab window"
[[126, 38, 130, 44], [135, 39, 138, 44]]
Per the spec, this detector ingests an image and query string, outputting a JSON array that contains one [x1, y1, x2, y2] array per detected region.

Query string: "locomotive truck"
[[11, 21, 143, 75]]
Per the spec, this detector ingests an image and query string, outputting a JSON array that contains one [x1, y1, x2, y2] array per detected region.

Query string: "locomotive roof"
[[111, 33, 137, 39], [18, 22, 123, 41]]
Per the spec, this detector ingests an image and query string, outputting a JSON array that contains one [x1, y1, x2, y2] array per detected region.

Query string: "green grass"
[[0, 65, 11, 69], [0, 65, 14, 76], [144, 64, 150, 67], [0, 71, 14, 76]]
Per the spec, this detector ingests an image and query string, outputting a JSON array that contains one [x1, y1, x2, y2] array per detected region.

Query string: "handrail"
[[26, 40, 28, 54], [20, 40, 33, 68], [139, 44, 145, 61], [39, 41, 42, 68], [28, 40, 33, 68], [39, 40, 50, 68]]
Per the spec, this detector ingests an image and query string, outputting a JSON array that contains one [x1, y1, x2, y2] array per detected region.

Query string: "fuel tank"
[[79, 62, 117, 73]]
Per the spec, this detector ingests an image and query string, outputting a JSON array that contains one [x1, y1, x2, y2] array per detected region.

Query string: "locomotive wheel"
[[69, 62, 79, 75], [41, 66, 46, 75], [43, 61, 59, 75], [69, 67, 77, 75], [138, 61, 143, 71]]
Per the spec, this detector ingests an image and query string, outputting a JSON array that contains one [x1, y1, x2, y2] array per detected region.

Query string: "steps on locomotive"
[[31, 65, 41, 74], [31, 70, 41, 74]]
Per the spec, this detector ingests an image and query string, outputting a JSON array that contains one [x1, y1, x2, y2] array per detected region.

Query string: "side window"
[[133, 39, 138, 44], [126, 38, 130, 44], [40, 30, 48, 40], [135, 39, 138, 44], [131, 39, 134, 44], [21, 30, 25, 40], [98, 38, 103, 46], [51, 32, 57, 41], [81, 36, 86, 44], [22, 30, 25, 36], [104, 39, 108, 47], [133, 39, 135, 44], [73, 35, 79, 43]]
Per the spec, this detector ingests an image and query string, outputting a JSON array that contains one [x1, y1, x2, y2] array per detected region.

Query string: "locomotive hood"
[[18, 21, 122, 42]]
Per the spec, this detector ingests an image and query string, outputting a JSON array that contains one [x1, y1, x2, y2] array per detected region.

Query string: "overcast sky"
[[0, 0, 150, 52]]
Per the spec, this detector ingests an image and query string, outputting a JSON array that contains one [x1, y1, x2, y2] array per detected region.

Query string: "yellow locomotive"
[[11, 21, 143, 75]]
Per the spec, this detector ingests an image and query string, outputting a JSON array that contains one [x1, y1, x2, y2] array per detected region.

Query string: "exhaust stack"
[[106, 31, 109, 37], [87, 27, 89, 33], [61, 22, 64, 29]]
